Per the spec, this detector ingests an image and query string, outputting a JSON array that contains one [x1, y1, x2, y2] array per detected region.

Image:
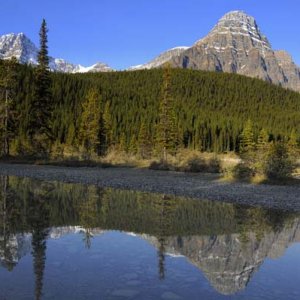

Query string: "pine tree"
[[0, 58, 18, 156], [138, 120, 152, 158], [255, 128, 270, 174], [257, 128, 269, 151], [155, 65, 177, 161], [78, 89, 101, 155], [103, 101, 113, 152], [119, 132, 127, 152], [66, 122, 76, 146], [128, 134, 138, 154], [240, 119, 255, 155], [32, 19, 52, 139], [288, 129, 298, 158]]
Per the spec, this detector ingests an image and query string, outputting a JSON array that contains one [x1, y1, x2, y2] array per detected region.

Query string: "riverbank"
[[0, 163, 299, 212]]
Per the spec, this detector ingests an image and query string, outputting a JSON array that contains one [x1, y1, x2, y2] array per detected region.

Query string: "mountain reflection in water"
[[0, 176, 299, 300]]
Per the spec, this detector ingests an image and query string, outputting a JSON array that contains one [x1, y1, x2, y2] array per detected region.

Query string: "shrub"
[[149, 160, 171, 171], [207, 157, 222, 173], [183, 156, 221, 173], [185, 156, 206, 172], [232, 163, 255, 181], [264, 142, 294, 179]]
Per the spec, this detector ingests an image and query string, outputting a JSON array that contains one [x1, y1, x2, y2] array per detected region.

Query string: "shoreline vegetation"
[[1, 148, 299, 184]]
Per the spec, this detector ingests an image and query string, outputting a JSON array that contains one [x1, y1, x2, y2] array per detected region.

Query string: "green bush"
[[149, 160, 172, 171], [185, 157, 206, 172], [207, 157, 222, 173], [264, 142, 294, 179], [232, 163, 255, 181], [184, 156, 221, 173]]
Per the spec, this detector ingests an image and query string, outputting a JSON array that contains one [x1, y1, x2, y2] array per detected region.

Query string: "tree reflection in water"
[[0, 175, 299, 297]]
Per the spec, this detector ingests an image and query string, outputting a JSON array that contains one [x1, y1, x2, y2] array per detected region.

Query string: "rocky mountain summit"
[[133, 11, 300, 92], [0, 33, 113, 73]]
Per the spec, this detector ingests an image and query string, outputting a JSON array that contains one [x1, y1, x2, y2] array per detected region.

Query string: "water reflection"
[[0, 176, 299, 299]]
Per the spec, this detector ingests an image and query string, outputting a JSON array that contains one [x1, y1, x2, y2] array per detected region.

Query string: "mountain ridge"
[[0, 32, 113, 73]]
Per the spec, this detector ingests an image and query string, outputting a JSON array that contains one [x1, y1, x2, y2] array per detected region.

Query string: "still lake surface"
[[0, 175, 299, 300]]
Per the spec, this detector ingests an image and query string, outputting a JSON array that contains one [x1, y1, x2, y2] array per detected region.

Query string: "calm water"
[[0, 176, 299, 300]]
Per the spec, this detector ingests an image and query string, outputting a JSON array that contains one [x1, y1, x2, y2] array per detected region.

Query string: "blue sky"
[[1, 0, 299, 69]]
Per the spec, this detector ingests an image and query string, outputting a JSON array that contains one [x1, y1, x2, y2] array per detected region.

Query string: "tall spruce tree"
[[257, 128, 269, 151], [288, 129, 299, 158], [155, 65, 177, 161], [78, 89, 101, 155], [103, 101, 113, 152], [255, 128, 270, 174], [138, 120, 152, 158], [240, 119, 255, 154], [119, 132, 127, 152], [32, 19, 52, 139], [128, 134, 138, 154], [0, 58, 18, 156]]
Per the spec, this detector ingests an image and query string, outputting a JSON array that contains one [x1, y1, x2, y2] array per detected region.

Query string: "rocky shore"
[[0, 163, 299, 212]]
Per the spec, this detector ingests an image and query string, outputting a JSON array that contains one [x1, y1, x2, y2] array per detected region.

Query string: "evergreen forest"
[[1, 61, 300, 157]]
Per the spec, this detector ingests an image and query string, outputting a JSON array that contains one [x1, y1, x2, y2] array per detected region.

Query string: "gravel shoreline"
[[0, 163, 299, 212]]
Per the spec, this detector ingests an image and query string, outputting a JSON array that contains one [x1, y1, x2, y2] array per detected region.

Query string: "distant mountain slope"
[[0, 33, 113, 73], [128, 47, 189, 70]]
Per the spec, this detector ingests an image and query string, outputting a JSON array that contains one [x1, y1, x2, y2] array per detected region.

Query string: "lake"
[[0, 176, 299, 299]]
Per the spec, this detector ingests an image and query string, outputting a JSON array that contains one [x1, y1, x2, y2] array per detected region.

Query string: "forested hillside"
[[4, 62, 299, 156]]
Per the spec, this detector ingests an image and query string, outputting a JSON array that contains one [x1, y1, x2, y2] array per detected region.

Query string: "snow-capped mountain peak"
[[0, 32, 113, 73], [0, 32, 38, 64]]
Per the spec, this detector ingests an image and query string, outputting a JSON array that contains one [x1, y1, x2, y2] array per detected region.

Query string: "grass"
[[1, 150, 299, 186], [0, 149, 239, 172]]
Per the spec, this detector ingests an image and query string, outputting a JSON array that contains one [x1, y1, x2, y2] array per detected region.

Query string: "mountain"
[[130, 11, 300, 92], [129, 46, 189, 70], [142, 217, 300, 295], [0, 33, 113, 73]]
